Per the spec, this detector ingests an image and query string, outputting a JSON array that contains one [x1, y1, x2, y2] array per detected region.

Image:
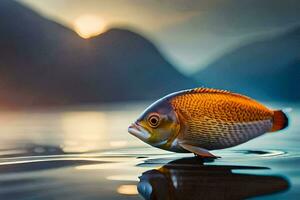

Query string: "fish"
[[128, 88, 289, 158]]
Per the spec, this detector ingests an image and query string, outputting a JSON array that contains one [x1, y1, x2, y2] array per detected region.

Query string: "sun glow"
[[73, 15, 106, 39]]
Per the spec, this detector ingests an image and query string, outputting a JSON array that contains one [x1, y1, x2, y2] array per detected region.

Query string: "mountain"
[[194, 26, 300, 101], [0, 0, 195, 108]]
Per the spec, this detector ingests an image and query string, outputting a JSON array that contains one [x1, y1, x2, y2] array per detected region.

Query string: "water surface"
[[0, 103, 298, 199]]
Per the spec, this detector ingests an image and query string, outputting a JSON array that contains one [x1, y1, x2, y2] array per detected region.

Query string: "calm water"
[[0, 103, 299, 200]]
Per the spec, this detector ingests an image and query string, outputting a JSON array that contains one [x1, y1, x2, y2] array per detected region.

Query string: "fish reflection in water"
[[138, 157, 289, 200]]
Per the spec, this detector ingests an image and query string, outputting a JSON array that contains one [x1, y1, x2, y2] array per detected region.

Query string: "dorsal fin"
[[185, 87, 253, 101], [189, 88, 231, 94]]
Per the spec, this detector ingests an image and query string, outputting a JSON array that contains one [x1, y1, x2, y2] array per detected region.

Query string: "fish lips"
[[128, 123, 151, 140]]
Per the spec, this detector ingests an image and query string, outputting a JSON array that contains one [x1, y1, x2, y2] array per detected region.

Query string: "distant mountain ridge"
[[0, 0, 195, 107], [194, 26, 300, 101]]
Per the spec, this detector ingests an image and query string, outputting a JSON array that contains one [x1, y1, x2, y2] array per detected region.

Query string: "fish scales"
[[170, 90, 273, 149]]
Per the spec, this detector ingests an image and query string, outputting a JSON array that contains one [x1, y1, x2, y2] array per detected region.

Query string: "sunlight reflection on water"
[[0, 106, 144, 154], [61, 111, 108, 152], [117, 185, 139, 195]]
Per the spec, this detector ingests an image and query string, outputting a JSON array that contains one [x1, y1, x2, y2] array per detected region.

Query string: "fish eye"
[[147, 113, 160, 128]]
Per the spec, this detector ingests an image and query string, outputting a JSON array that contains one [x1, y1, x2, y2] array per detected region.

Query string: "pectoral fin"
[[179, 143, 220, 158]]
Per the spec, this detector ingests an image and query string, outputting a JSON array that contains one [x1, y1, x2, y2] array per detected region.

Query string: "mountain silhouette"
[[0, 0, 195, 108], [194, 26, 300, 101]]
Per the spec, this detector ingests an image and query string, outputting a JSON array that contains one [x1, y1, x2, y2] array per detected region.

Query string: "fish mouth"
[[128, 123, 151, 140]]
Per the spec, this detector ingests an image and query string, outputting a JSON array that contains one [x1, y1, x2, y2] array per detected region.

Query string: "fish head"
[[128, 99, 180, 148]]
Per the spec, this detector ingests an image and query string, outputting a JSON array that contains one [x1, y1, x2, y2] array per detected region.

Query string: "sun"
[[73, 15, 106, 39]]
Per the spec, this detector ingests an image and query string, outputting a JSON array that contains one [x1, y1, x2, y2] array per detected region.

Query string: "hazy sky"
[[19, 0, 300, 74]]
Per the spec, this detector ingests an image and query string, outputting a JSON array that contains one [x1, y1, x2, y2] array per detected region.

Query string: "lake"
[[0, 102, 299, 200]]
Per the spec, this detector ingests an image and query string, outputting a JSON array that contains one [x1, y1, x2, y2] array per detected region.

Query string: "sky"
[[19, 0, 300, 74]]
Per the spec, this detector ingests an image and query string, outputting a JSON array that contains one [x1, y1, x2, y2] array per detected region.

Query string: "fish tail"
[[271, 110, 289, 132]]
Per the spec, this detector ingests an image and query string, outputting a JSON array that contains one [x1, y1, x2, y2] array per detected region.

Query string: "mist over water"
[[0, 103, 298, 199]]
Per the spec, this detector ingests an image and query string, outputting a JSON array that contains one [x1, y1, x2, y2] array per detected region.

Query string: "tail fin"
[[271, 110, 289, 132]]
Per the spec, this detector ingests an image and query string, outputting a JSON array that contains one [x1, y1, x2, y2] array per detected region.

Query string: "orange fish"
[[128, 88, 288, 158]]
